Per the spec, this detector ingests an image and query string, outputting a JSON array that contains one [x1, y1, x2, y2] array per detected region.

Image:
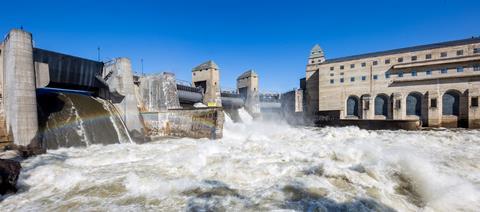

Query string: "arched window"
[[406, 93, 422, 116], [443, 91, 460, 116], [374, 95, 388, 116], [347, 96, 359, 117]]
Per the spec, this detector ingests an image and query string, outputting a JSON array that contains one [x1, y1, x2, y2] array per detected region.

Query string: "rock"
[[0, 159, 21, 195], [3, 143, 46, 158]]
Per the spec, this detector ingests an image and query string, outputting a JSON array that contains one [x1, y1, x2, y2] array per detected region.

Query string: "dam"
[[0, 29, 479, 211]]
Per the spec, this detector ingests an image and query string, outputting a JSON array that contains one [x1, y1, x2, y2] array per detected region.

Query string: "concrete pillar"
[[361, 95, 373, 119], [139, 73, 181, 112], [392, 92, 404, 120], [426, 90, 441, 127], [468, 88, 480, 128], [103, 58, 145, 140], [3, 29, 38, 146]]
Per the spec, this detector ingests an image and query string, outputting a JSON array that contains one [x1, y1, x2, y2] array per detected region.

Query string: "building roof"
[[237, 69, 258, 80], [192, 60, 219, 71], [309, 44, 324, 59], [323, 37, 480, 64]]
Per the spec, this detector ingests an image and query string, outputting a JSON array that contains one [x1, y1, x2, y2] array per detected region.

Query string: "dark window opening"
[[373, 61, 378, 66], [441, 52, 447, 57], [340, 65, 344, 70], [350, 64, 355, 68], [472, 97, 479, 107], [385, 59, 390, 64], [411, 56, 417, 61], [431, 98, 437, 108], [457, 50, 464, 56], [361, 62, 366, 67], [398, 57, 403, 63], [426, 54, 432, 59]]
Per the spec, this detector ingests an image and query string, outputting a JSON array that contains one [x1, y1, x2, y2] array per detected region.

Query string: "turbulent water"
[[1, 111, 480, 211]]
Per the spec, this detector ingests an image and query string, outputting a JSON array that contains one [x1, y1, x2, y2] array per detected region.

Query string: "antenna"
[[141, 58, 144, 76], [97, 46, 101, 62]]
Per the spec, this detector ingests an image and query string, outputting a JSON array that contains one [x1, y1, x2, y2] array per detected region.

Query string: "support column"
[[361, 95, 373, 119], [426, 90, 441, 127], [392, 92, 404, 120], [3, 29, 38, 146], [468, 88, 480, 128]]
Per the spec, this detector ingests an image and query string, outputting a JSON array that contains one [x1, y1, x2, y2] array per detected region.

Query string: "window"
[[426, 54, 432, 59], [474, 48, 480, 54], [340, 72, 344, 75], [456, 50, 464, 56], [361, 62, 366, 67], [330, 73, 334, 76], [330, 67, 334, 71], [340, 65, 344, 70], [431, 98, 437, 108], [457, 67, 464, 72], [385, 59, 390, 64], [441, 68, 448, 74], [340, 78, 344, 83], [330, 79, 334, 84], [426, 70, 432, 75], [411, 56, 417, 61], [385, 73, 391, 78], [373, 75, 378, 80], [472, 97, 479, 107], [398, 72, 404, 77], [350, 77, 355, 82], [474, 64, 480, 71], [441, 52, 447, 57], [362, 76, 367, 81], [411, 71, 417, 76], [398, 57, 403, 62], [373, 61, 378, 66], [350, 64, 355, 68]]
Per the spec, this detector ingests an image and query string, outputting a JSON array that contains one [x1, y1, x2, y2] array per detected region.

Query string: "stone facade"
[[305, 38, 480, 128], [192, 60, 222, 107]]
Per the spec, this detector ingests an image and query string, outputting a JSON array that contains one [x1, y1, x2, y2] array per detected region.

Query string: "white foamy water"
[[1, 119, 480, 211]]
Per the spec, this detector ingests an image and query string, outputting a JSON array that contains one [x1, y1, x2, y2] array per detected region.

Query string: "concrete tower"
[[237, 69, 260, 115], [305, 44, 325, 124], [192, 60, 222, 107], [2, 29, 39, 146]]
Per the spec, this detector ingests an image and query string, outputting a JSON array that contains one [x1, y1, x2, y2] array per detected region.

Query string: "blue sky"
[[1, 0, 479, 92]]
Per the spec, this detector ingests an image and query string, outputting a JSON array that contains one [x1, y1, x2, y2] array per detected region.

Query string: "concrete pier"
[[103, 58, 145, 140], [2, 29, 38, 146]]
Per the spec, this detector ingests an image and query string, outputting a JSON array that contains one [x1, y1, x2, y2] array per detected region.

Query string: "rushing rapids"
[[0, 110, 479, 211]]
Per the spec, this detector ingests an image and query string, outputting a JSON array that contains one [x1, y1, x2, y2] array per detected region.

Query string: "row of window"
[[329, 65, 480, 84], [329, 48, 480, 71]]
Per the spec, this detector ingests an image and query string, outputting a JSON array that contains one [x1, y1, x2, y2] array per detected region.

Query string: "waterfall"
[[37, 91, 133, 149]]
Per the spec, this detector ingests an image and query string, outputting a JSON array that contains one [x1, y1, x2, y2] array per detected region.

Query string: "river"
[[0, 110, 479, 211]]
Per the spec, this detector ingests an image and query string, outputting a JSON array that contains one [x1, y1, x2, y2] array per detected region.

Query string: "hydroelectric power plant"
[[0, 29, 479, 211]]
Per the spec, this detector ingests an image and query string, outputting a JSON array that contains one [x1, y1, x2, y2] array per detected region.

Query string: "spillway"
[[0, 114, 479, 211], [36, 91, 132, 149]]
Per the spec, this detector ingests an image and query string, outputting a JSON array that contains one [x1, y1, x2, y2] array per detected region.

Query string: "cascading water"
[[1, 108, 479, 211], [36, 92, 133, 149]]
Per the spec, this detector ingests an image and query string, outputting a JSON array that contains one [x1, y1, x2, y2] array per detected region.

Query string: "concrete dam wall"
[[0, 29, 225, 149]]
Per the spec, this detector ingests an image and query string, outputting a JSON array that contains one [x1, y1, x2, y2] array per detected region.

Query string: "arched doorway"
[[346, 96, 360, 117], [442, 90, 460, 116], [406, 92, 422, 116], [374, 94, 389, 117]]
